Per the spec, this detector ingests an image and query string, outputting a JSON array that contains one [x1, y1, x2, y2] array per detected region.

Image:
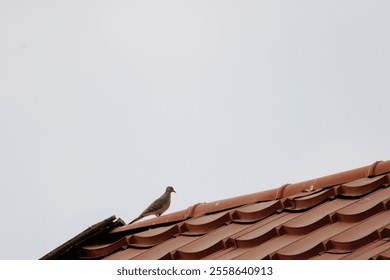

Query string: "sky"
[[0, 0, 390, 260]]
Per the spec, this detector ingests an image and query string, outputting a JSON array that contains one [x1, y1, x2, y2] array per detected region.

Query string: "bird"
[[129, 186, 176, 224]]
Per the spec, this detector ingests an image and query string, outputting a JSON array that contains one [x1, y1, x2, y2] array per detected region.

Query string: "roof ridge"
[[118, 160, 390, 231]]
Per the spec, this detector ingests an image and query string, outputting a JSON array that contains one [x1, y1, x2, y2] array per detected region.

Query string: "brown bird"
[[130, 186, 176, 224]]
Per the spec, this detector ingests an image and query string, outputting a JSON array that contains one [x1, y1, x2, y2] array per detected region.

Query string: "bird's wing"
[[141, 197, 164, 216]]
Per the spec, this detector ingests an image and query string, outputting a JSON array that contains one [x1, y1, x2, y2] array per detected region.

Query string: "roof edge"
[[280, 160, 390, 197], [40, 215, 125, 260]]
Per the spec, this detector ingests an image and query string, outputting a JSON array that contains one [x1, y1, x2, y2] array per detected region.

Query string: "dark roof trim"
[[40, 215, 125, 260]]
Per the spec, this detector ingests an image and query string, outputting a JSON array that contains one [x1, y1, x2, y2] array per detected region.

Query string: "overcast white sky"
[[1, 0, 390, 260]]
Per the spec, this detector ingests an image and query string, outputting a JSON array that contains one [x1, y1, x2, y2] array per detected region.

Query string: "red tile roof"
[[41, 160, 390, 260]]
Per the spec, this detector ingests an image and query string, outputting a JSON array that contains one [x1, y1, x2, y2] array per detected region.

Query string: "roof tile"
[[311, 252, 345, 260], [340, 240, 390, 260], [377, 246, 390, 260], [234, 213, 300, 248], [329, 211, 390, 251], [181, 211, 232, 235], [80, 236, 130, 259], [172, 223, 244, 260], [80, 225, 182, 258], [131, 225, 180, 247], [234, 200, 283, 222], [340, 175, 389, 197], [233, 234, 303, 260], [102, 246, 145, 260], [131, 235, 195, 260], [281, 198, 354, 235], [335, 187, 390, 222], [276, 222, 353, 260], [290, 188, 338, 210]]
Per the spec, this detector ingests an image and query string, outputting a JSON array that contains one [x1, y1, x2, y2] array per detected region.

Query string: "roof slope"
[[42, 160, 390, 260]]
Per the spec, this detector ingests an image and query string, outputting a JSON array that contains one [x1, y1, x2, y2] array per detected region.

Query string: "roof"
[[41, 160, 390, 260]]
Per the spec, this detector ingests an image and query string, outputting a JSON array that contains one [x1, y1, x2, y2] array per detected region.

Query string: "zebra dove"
[[130, 186, 176, 224]]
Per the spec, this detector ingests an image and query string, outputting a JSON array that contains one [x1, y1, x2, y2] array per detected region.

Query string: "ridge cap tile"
[[111, 162, 390, 233]]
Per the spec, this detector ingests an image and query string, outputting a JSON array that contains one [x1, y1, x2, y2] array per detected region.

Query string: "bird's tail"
[[129, 215, 143, 224]]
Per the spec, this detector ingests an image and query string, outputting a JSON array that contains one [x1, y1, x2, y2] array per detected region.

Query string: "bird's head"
[[166, 186, 176, 193]]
